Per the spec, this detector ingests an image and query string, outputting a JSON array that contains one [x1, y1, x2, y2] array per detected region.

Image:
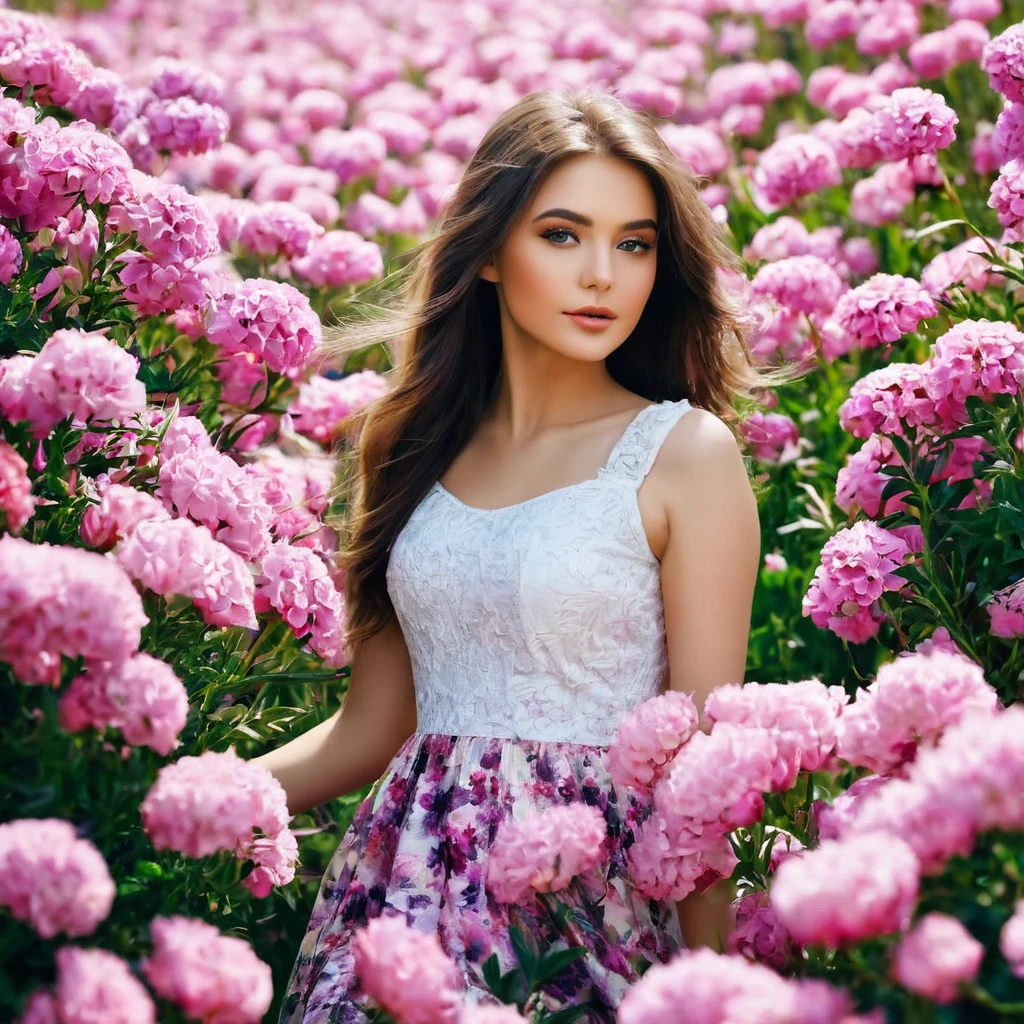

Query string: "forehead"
[[527, 153, 657, 217]]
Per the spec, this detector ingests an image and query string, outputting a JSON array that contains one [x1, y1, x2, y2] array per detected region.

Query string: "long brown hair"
[[325, 88, 799, 645]]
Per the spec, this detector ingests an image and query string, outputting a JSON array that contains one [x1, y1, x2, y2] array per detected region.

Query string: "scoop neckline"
[[432, 400, 665, 515]]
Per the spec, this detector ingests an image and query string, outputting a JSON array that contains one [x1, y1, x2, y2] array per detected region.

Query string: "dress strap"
[[602, 399, 693, 484]]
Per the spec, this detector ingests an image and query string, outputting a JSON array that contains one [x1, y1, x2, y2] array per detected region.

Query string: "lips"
[[565, 307, 616, 319]]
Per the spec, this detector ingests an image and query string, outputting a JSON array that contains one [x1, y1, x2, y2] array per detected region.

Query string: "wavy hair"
[[324, 88, 801, 644]]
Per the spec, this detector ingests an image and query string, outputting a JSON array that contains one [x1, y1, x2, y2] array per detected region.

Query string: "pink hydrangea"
[[291, 230, 385, 288], [141, 747, 296, 888], [288, 370, 390, 444], [995, 102, 1024, 164], [142, 915, 272, 1023], [802, 521, 916, 643], [973, 122, 1002, 175], [832, 105, 888, 170], [750, 255, 846, 317], [58, 653, 189, 756], [487, 803, 608, 904], [115, 517, 257, 630], [1002, 901, 1024, 978], [910, 22, 990, 80], [205, 278, 321, 378], [813, 774, 890, 841], [705, 679, 848, 786], [0, 222, 23, 283], [856, 0, 919, 57], [872, 88, 958, 161], [254, 542, 346, 664], [618, 948, 853, 1024], [924, 319, 1024, 426], [752, 133, 842, 209], [738, 412, 801, 464], [850, 161, 916, 227], [308, 126, 387, 185], [771, 831, 920, 945], [20, 946, 156, 1024], [0, 819, 115, 939], [728, 890, 798, 970], [988, 159, 1024, 241], [920, 237, 1006, 297], [79, 482, 169, 550], [244, 449, 335, 539], [827, 273, 937, 350], [982, 24, 1024, 104], [658, 124, 731, 177], [157, 443, 273, 562], [141, 96, 229, 156], [606, 690, 699, 793], [836, 649, 998, 775], [806, 0, 862, 51], [989, 578, 1024, 638], [893, 913, 984, 1002], [237, 200, 324, 260], [839, 362, 938, 439], [352, 915, 464, 1024], [0, 439, 34, 534], [0, 536, 147, 686], [0, 329, 146, 439], [835, 434, 912, 519]]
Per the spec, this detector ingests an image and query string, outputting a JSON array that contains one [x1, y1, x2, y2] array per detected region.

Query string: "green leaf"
[[539, 1006, 594, 1024], [509, 926, 537, 982], [482, 953, 503, 991], [532, 946, 589, 986]]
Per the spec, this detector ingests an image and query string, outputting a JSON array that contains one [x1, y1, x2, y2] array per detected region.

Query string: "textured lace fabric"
[[385, 398, 694, 746]]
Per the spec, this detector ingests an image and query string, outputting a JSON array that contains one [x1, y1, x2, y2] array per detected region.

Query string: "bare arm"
[[655, 410, 762, 948], [251, 613, 417, 817]]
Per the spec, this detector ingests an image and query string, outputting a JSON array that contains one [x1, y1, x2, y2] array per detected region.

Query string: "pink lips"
[[564, 306, 617, 331]]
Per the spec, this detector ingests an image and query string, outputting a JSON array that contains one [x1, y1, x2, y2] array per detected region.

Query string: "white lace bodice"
[[385, 399, 694, 746]]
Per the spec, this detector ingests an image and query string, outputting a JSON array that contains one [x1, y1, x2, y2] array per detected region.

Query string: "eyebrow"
[[531, 208, 658, 231]]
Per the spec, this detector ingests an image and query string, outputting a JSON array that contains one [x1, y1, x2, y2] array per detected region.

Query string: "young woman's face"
[[480, 153, 660, 363]]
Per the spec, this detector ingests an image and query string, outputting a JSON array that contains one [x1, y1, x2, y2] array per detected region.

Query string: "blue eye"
[[620, 238, 653, 253], [542, 228, 575, 244], [540, 228, 653, 252]]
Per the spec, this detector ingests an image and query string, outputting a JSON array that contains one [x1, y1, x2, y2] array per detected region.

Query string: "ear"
[[479, 260, 499, 283]]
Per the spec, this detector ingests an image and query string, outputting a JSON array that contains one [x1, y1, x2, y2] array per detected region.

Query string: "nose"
[[579, 244, 613, 291]]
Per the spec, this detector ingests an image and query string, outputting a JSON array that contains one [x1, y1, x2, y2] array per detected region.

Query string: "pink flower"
[[141, 96, 229, 156], [738, 412, 801, 464], [290, 230, 385, 288], [973, 122, 1002, 175], [705, 679, 848, 784], [205, 278, 321, 379], [142, 915, 273, 1023], [989, 159, 1024, 241], [79, 482, 170, 550], [0, 329, 146, 439], [254, 542, 347, 664], [0, 819, 114, 939], [658, 124, 731, 177], [764, 553, 788, 572], [802, 521, 916, 643], [606, 690, 699, 793], [806, 0, 862, 51], [142, 747, 297, 888], [836, 650, 998, 775], [1001, 901, 1024, 978], [989, 578, 1024, 638], [728, 890, 798, 970], [0, 222, 23, 283], [0, 439, 34, 534], [115, 517, 257, 630], [828, 273, 937, 350], [751, 255, 846, 317], [771, 832, 920, 945], [237, 201, 324, 260], [487, 803, 608, 904], [352, 915, 464, 1024], [813, 774, 890, 841], [893, 913, 983, 1002], [872, 88, 958, 161], [835, 434, 911, 519], [288, 370, 389, 444], [920, 237, 1007, 297], [856, 0, 919, 57], [850, 162, 916, 227], [308, 126, 387, 185], [838, 362, 937, 439], [752, 134, 842, 209], [58, 653, 189, 756], [982, 24, 1024, 103], [0, 536, 147, 686], [995, 102, 1024, 164]]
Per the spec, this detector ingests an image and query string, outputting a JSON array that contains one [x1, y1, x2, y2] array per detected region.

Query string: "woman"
[[256, 88, 793, 1023]]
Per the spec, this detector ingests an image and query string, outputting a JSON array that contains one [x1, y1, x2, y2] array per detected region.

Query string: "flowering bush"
[[2, 0, 1024, 1019]]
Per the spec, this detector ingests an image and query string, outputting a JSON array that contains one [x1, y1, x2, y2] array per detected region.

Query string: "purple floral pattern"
[[279, 732, 683, 1023]]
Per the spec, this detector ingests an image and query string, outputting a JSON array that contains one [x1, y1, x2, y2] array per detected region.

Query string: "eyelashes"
[[540, 228, 654, 252]]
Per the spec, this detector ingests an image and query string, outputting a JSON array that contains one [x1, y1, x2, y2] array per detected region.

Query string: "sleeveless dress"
[[279, 398, 694, 1024]]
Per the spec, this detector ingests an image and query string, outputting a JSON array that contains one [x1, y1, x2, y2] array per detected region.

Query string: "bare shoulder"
[[654, 405, 747, 481]]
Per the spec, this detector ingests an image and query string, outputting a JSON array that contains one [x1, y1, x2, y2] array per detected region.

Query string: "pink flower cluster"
[[750, 254, 846, 317], [802, 521, 917, 643], [244, 449, 336, 544], [58, 652, 190, 756], [0, 438, 35, 534], [836, 649, 999, 774], [728, 890, 798, 970], [618, 948, 857, 1024], [771, 831, 920, 945], [982, 24, 1024, 104], [752, 133, 842, 209], [141, 915, 273, 1023], [893, 913, 984, 1003], [79, 481, 169, 551], [0, 329, 146, 439], [18, 947, 155, 1024], [254, 542, 347, 664], [290, 228, 385, 288], [486, 803, 608, 904], [606, 690, 699, 791], [0, 535, 147, 686], [989, 578, 1024, 638], [0, 819, 115, 939], [1003, 900, 1024, 978], [352, 915, 464, 1024], [141, 747, 297, 893], [826, 273, 937, 353], [738, 411, 801, 464], [288, 370, 390, 444]]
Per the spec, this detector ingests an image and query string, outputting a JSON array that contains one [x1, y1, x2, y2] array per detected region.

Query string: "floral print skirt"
[[278, 732, 683, 1024]]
